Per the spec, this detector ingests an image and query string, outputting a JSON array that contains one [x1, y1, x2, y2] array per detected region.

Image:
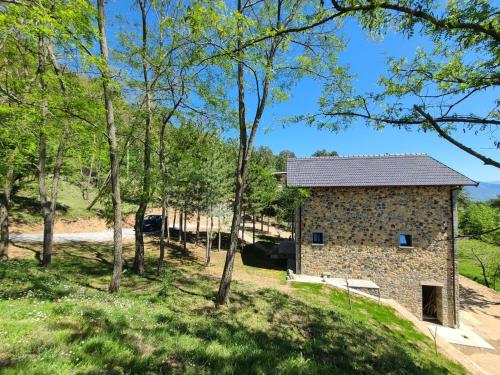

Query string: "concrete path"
[[426, 322, 493, 349], [11, 228, 135, 243], [292, 274, 380, 290]]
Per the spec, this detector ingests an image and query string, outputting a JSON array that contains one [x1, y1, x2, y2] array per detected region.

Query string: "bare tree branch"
[[414, 105, 500, 168]]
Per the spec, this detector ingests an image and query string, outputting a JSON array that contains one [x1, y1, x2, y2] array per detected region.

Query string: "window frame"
[[311, 231, 324, 246], [398, 232, 413, 248]]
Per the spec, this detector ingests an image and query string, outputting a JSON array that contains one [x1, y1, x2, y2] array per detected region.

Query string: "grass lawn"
[[10, 180, 136, 224], [0, 241, 465, 374], [458, 239, 500, 291]]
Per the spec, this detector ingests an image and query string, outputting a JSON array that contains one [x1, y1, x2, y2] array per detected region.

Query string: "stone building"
[[287, 154, 477, 327]]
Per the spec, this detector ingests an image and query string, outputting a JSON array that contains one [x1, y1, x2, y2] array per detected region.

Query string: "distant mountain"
[[465, 181, 500, 201]]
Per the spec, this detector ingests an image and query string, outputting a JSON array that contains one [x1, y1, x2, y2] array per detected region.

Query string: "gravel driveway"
[[11, 228, 136, 243]]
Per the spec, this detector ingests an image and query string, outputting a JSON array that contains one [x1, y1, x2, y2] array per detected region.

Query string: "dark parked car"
[[143, 215, 162, 233]]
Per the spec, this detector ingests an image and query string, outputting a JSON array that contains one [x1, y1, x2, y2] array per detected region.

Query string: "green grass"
[[11, 180, 135, 224], [0, 242, 465, 374], [10, 180, 99, 223], [458, 239, 500, 291]]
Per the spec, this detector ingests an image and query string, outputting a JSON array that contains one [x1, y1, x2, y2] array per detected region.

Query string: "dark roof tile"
[[286, 154, 477, 187]]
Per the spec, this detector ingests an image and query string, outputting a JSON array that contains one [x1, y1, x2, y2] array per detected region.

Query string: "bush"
[[459, 203, 500, 245]]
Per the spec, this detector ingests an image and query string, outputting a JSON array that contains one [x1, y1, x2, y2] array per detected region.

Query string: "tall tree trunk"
[[166, 211, 170, 244], [216, 163, 245, 305], [210, 214, 214, 250], [218, 215, 221, 251], [183, 209, 187, 251], [252, 213, 256, 244], [97, 0, 123, 293], [208, 211, 214, 256], [0, 201, 8, 260], [172, 209, 177, 230], [241, 210, 245, 243], [260, 213, 263, 232], [209, 213, 214, 259], [267, 216, 270, 232], [158, 97, 170, 274], [126, 146, 129, 178], [83, 135, 96, 201], [216, 3, 247, 305], [133, 0, 153, 275], [37, 35, 50, 267], [0, 165, 13, 260], [84, 156, 94, 201], [195, 209, 200, 245], [179, 210, 183, 242], [216, 0, 276, 305], [205, 214, 210, 265], [37, 36, 68, 268], [158, 196, 167, 275], [42, 129, 67, 268]]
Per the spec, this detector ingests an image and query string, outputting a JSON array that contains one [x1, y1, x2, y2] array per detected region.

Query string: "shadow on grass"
[[10, 241, 42, 263], [2, 240, 206, 299], [139, 286, 454, 374], [11, 195, 69, 223], [147, 227, 243, 252], [49, 306, 156, 373], [0, 242, 464, 374], [34, 275, 455, 373]]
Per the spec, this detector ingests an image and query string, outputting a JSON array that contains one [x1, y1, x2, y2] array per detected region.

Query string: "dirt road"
[[10, 214, 290, 244], [457, 277, 500, 375], [11, 228, 136, 243]]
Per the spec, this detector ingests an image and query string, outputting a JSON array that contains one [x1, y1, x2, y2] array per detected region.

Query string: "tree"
[[0, 145, 16, 259], [97, 0, 123, 293], [0, 0, 96, 266], [114, 0, 229, 273], [36, 36, 73, 268], [275, 150, 296, 172], [0, 26, 39, 260], [470, 247, 500, 289], [203, 0, 344, 305], [312, 149, 338, 157], [127, 0, 155, 275], [166, 121, 207, 251], [200, 131, 234, 264], [460, 203, 499, 245], [244, 156, 278, 243], [311, 0, 499, 168], [489, 196, 500, 210], [0, 127, 30, 260], [276, 186, 310, 239]]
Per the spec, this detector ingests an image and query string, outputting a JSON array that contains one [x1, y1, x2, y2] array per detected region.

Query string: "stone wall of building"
[[297, 186, 459, 327]]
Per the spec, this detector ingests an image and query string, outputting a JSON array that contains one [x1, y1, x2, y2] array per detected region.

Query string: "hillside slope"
[[0, 240, 465, 374]]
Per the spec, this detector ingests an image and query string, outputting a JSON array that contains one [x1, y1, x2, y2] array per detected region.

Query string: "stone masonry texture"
[[297, 186, 459, 327]]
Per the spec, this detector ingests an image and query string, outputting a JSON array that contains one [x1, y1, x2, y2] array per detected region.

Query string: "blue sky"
[[106, 1, 499, 182], [250, 19, 499, 182]]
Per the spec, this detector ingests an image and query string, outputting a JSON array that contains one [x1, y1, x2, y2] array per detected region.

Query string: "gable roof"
[[287, 154, 477, 187]]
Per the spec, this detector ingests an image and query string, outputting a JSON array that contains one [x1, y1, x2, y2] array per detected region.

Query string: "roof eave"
[[286, 182, 479, 188]]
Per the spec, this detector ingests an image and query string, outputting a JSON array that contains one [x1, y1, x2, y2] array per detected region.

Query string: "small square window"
[[399, 234, 412, 247], [312, 232, 324, 245]]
